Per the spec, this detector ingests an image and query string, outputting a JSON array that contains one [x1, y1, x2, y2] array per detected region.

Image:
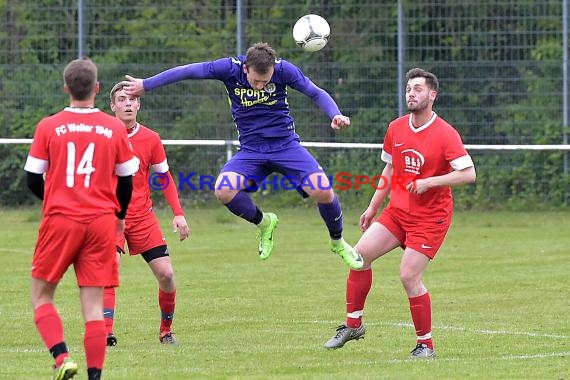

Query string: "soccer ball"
[[292, 14, 330, 52]]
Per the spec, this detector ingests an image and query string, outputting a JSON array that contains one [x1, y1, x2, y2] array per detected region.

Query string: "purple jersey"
[[143, 56, 342, 149]]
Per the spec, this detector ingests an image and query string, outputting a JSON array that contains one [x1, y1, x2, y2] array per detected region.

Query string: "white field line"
[[502, 352, 570, 360], [0, 248, 31, 253], [388, 321, 568, 339], [314, 320, 568, 339], [2, 347, 568, 364]]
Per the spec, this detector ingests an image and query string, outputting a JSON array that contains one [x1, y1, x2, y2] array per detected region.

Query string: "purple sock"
[[318, 195, 343, 240], [225, 192, 263, 224]]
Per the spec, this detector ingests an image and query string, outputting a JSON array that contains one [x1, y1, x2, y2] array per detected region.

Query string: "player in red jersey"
[[324, 68, 476, 358], [104, 81, 190, 346], [24, 58, 139, 380]]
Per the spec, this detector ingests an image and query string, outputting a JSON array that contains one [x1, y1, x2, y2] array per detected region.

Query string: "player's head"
[[109, 81, 140, 127], [244, 42, 276, 90], [405, 68, 439, 112], [63, 57, 99, 101]]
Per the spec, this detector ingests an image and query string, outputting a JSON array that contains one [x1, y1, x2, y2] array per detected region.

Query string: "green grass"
[[0, 207, 568, 379]]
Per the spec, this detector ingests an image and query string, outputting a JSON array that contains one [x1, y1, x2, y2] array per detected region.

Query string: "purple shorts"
[[220, 140, 326, 196]]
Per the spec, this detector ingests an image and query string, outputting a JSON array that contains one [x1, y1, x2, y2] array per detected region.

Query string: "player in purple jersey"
[[124, 42, 363, 269]]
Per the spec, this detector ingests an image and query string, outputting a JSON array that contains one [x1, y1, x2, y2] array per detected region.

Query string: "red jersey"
[[381, 112, 473, 219], [24, 108, 139, 223], [126, 123, 173, 219]]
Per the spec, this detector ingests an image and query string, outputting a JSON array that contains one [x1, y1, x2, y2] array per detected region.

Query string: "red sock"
[[34, 303, 68, 367], [84, 320, 106, 371], [345, 269, 372, 328], [409, 292, 433, 348], [159, 289, 176, 334], [103, 287, 116, 335]]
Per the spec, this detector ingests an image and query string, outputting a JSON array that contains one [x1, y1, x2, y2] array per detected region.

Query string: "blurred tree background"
[[0, 0, 568, 209]]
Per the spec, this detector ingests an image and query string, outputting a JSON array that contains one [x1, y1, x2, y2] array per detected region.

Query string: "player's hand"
[[406, 178, 431, 195], [359, 206, 377, 232], [331, 115, 351, 130], [173, 215, 190, 241], [116, 218, 126, 235], [124, 75, 145, 96]]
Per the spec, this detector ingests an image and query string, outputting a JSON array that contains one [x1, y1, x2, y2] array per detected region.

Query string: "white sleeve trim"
[[151, 159, 169, 173], [381, 150, 392, 164], [24, 156, 48, 174], [450, 155, 474, 170], [115, 156, 140, 177]]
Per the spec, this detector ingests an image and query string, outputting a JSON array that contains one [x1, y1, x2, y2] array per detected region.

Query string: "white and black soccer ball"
[[292, 14, 330, 52]]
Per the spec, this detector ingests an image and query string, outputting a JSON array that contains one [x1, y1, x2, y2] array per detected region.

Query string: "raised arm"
[[124, 62, 215, 96], [282, 60, 350, 130]]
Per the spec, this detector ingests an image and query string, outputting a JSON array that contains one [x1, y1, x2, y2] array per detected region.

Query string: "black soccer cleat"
[[106, 333, 117, 347]]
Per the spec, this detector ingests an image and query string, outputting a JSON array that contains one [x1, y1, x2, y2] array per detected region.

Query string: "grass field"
[[0, 206, 568, 379]]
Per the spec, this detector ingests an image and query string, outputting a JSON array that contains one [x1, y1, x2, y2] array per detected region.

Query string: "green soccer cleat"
[[52, 357, 78, 380], [330, 239, 364, 269], [256, 212, 279, 260], [324, 324, 366, 349]]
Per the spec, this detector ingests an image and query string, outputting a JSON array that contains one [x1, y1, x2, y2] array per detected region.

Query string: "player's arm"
[[407, 130, 476, 195], [301, 80, 350, 130], [124, 59, 226, 96], [408, 163, 476, 195], [282, 61, 350, 129], [114, 128, 139, 219], [159, 171, 190, 241], [151, 143, 190, 241], [23, 126, 49, 201], [26, 172, 44, 200], [115, 175, 133, 219], [360, 163, 393, 232]]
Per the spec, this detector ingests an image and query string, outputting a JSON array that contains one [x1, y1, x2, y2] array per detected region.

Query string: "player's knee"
[[214, 187, 235, 203], [311, 188, 335, 203], [399, 270, 420, 291], [157, 268, 175, 285]]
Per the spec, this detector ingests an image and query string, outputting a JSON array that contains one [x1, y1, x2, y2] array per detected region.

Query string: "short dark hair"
[[63, 58, 98, 101], [245, 42, 276, 74], [406, 68, 439, 92], [109, 81, 132, 103]]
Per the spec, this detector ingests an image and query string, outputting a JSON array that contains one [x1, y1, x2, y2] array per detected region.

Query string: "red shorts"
[[376, 206, 451, 259], [117, 211, 166, 255], [32, 213, 119, 287]]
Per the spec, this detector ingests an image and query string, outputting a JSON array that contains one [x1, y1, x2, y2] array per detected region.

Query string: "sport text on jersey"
[[233, 87, 277, 107], [54, 123, 114, 138]]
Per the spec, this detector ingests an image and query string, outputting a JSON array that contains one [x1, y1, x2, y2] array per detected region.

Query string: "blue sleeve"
[[280, 60, 342, 119], [143, 58, 232, 91]]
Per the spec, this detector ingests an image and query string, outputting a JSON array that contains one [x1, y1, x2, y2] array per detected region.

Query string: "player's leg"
[[126, 213, 179, 343], [76, 213, 120, 379], [215, 153, 278, 259], [31, 215, 79, 378], [104, 249, 122, 346], [400, 248, 435, 358], [400, 218, 449, 359], [79, 286, 106, 380], [141, 246, 178, 344], [270, 142, 361, 267], [32, 278, 78, 380], [324, 221, 401, 349], [302, 172, 364, 269]]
